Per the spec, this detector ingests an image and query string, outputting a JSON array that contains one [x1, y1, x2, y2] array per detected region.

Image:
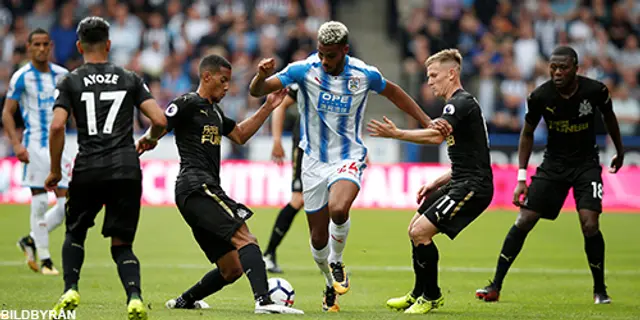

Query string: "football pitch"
[[1, 204, 639, 319]]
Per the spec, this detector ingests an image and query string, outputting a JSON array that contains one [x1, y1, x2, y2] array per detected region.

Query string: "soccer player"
[[249, 21, 441, 312], [263, 84, 303, 274], [475, 46, 624, 304], [368, 48, 494, 314], [45, 17, 167, 319], [138, 54, 303, 314], [2, 28, 70, 275]]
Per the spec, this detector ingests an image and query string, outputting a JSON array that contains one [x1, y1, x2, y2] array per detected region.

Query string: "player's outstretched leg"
[[263, 195, 302, 273], [387, 240, 422, 311], [52, 231, 86, 314], [477, 209, 539, 302], [579, 209, 610, 304], [327, 180, 358, 296], [30, 191, 59, 275], [111, 241, 146, 320], [39, 195, 66, 275]]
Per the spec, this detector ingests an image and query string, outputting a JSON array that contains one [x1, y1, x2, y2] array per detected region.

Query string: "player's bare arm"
[[599, 100, 625, 173], [271, 95, 296, 164], [1, 98, 29, 163], [367, 116, 449, 145], [249, 58, 284, 97], [513, 120, 538, 207], [227, 89, 288, 145], [136, 98, 168, 154], [380, 80, 432, 128], [45, 107, 69, 190], [416, 169, 452, 204]]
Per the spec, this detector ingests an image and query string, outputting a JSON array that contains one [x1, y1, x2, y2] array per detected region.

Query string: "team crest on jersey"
[[578, 100, 592, 117], [348, 77, 360, 92], [443, 104, 455, 115]]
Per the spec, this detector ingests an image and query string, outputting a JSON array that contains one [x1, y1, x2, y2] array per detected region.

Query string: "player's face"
[[204, 67, 232, 103], [317, 43, 348, 75], [28, 34, 51, 63], [549, 55, 577, 89], [426, 62, 450, 98]]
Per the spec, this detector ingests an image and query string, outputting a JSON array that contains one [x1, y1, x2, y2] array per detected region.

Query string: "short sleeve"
[[287, 83, 299, 101], [440, 97, 474, 131], [7, 70, 26, 101], [216, 106, 237, 136], [364, 66, 387, 93], [275, 62, 308, 88], [165, 98, 189, 132], [597, 84, 613, 113], [524, 92, 543, 126], [53, 75, 73, 113], [133, 73, 154, 107]]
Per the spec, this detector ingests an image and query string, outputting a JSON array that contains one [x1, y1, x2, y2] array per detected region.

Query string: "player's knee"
[[514, 210, 540, 232], [581, 219, 599, 237], [220, 264, 243, 282], [310, 232, 328, 250], [291, 193, 304, 209], [328, 202, 349, 224], [409, 224, 432, 244]]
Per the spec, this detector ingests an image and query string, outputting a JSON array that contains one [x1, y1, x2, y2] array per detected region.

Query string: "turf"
[[1, 204, 639, 319]]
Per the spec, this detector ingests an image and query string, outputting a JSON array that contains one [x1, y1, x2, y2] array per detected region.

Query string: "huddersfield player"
[[476, 46, 624, 304], [249, 21, 442, 311], [369, 48, 493, 314]]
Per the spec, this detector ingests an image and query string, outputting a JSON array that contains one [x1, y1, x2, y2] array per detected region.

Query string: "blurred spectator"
[[109, 2, 143, 67], [50, 5, 77, 65], [26, 0, 55, 32], [613, 84, 640, 136]]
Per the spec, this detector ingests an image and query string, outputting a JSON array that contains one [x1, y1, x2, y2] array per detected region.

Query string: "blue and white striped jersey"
[[6, 62, 69, 148], [276, 54, 386, 164]]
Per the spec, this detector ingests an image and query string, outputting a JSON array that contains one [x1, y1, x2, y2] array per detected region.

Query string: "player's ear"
[[105, 39, 111, 53], [76, 41, 84, 55], [343, 44, 350, 55]]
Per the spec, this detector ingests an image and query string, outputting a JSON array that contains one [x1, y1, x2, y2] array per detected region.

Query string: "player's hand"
[[429, 118, 453, 137], [44, 171, 62, 192], [265, 89, 288, 110], [257, 58, 276, 78], [136, 136, 158, 155], [417, 183, 437, 204], [512, 181, 529, 207], [13, 144, 29, 163], [609, 153, 624, 173], [271, 141, 285, 165], [367, 116, 400, 139]]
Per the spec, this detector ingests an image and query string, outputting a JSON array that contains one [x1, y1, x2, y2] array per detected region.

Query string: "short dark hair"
[[198, 54, 232, 77], [27, 28, 49, 43], [76, 16, 110, 45], [551, 46, 579, 66]]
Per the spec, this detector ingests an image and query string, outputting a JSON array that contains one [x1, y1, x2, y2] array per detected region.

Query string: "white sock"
[[30, 193, 50, 260], [310, 242, 333, 287], [44, 197, 65, 232], [329, 219, 351, 265]]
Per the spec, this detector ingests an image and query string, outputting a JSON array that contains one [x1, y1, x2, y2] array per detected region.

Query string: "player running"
[[476, 46, 624, 305], [2, 28, 70, 275], [249, 21, 442, 311]]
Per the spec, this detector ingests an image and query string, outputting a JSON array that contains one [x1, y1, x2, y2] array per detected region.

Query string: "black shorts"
[[291, 142, 303, 193], [418, 181, 493, 240], [523, 160, 603, 220], [65, 178, 142, 243], [176, 184, 254, 263]]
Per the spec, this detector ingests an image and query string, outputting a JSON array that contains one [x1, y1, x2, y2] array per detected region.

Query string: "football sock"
[[415, 242, 441, 300], [310, 242, 333, 286], [31, 193, 50, 260], [44, 197, 66, 232], [62, 232, 86, 292], [239, 243, 270, 301], [328, 218, 350, 264], [411, 241, 425, 298], [265, 203, 300, 256], [111, 245, 142, 302], [493, 225, 529, 289], [180, 268, 232, 305], [584, 231, 606, 293]]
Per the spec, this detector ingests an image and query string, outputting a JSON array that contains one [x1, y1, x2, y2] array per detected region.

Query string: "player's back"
[[443, 90, 492, 185], [58, 62, 148, 182]]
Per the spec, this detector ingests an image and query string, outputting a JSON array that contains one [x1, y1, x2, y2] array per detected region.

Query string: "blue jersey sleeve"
[[275, 62, 309, 88], [7, 71, 26, 101], [363, 66, 386, 93]]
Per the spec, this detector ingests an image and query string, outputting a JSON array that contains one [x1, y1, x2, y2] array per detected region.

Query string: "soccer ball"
[[268, 277, 295, 307]]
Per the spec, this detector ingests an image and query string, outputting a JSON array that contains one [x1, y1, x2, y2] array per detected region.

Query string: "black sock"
[[239, 243, 270, 302], [265, 204, 300, 256], [111, 245, 142, 302], [179, 268, 232, 306], [584, 231, 606, 293], [493, 225, 529, 289], [411, 241, 425, 298], [415, 242, 440, 300], [62, 232, 85, 292]]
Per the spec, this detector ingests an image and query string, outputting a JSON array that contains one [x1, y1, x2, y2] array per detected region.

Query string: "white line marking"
[[1, 261, 638, 275]]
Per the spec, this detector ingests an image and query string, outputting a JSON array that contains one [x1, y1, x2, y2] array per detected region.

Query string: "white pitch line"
[[0, 261, 638, 276]]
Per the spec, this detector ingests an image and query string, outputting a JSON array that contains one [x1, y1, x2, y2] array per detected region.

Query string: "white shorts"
[[21, 145, 72, 189], [301, 155, 367, 213]]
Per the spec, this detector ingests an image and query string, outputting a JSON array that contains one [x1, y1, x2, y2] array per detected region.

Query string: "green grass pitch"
[[1, 204, 639, 319]]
